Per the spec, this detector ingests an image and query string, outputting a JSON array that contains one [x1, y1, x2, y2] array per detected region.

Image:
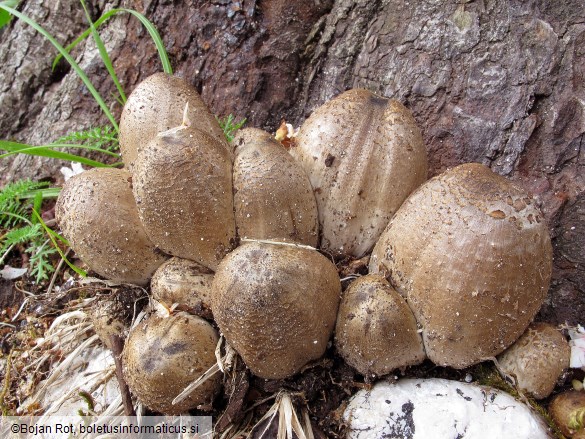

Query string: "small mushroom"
[[497, 322, 570, 399], [122, 312, 221, 414], [151, 257, 214, 318], [132, 123, 236, 270], [369, 163, 553, 368], [232, 128, 318, 246], [211, 241, 341, 379], [119, 72, 227, 170], [335, 274, 425, 377], [55, 168, 167, 286], [289, 88, 427, 257], [549, 390, 585, 438]]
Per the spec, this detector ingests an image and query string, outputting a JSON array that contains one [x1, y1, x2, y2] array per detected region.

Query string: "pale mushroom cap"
[[498, 323, 570, 399], [55, 168, 167, 286], [211, 241, 341, 379], [335, 274, 425, 376], [122, 313, 221, 414], [369, 163, 553, 368], [151, 257, 214, 315], [233, 128, 318, 246], [119, 72, 227, 170], [133, 125, 236, 271], [290, 88, 427, 257]]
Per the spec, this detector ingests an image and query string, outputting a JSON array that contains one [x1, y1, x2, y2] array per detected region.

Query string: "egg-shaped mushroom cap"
[[119, 72, 228, 170], [335, 274, 425, 376], [151, 257, 214, 318], [133, 124, 236, 271], [233, 128, 318, 246], [370, 163, 553, 368], [497, 323, 570, 399], [55, 168, 167, 286], [211, 241, 341, 379], [122, 312, 221, 414], [290, 88, 427, 258]]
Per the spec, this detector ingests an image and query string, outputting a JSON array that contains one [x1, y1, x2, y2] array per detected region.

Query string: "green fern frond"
[[54, 126, 119, 152], [0, 224, 43, 252], [26, 240, 57, 283], [0, 180, 49, 227], [217, 115, 247, 143]]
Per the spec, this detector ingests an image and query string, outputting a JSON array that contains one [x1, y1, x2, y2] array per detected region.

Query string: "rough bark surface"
[[0, 0, 584, 323]]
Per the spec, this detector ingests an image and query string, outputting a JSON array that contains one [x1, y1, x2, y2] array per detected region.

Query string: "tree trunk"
[[1, 0, 584, 324]]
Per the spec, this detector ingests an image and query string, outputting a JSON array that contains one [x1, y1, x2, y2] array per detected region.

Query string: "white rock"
[[344, 378, 551, 439]]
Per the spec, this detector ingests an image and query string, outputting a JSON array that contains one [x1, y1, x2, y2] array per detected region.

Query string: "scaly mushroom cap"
[[497, 323, 570, 399], [55, 168, 167, 286], [151, 257, 214, 318], [335, 274, 425, 376], [211, 241, 341, 379], [289, 88, 427, 257], [133, 124, 236, 270], [233, 128, 318, 246], [119, 72, 227, 170], [369, 163, 553, 368], [122, 313, 221, 414]]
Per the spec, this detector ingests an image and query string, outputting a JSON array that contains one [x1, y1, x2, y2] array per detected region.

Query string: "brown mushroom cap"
[[549, 390, 585, 437], [119, 72, 227, 170], [233, 128, 318, 246], [369, 163, 553, 368], [289, 88, 427, 257], [55, 168, 167, 286], [132, 124, 236, 271], [497, 323, 570, 399], [335, 274, 425, 376], [151, 257, 214, 318], [122, 312, 221, 414], [211, 241, 341, 379]]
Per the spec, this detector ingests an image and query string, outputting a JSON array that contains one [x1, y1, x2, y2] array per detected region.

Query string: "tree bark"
[[0, 0, 583, 324]]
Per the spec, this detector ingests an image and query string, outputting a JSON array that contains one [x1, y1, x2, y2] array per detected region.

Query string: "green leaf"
[[27, 240, 57, 283], [19, 187, 61, 200], [32, 209, 86, 278], [53, 7, 172, 74], [0, 0, 19, 30], [54, 125, 119, 152], [0, 140, 118, 166], [0, 224, 43, 253], [217, 115, 247, 142], [79, 0, 126, 104], [0, 3, 119, 131], [0, 179, 48, 227]]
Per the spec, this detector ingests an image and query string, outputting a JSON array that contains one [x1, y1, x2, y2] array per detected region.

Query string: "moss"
[[472, 363, 567, 439]]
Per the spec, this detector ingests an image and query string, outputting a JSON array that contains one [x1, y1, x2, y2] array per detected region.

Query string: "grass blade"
[[0, 0, 18, 30], [53, 8, 172, 75], [0, 140, 119, 167], [79, 0, 126, 104], [19, 187, 61, 199], [31, 208, 87, 278], [0, 4, 119, 131]]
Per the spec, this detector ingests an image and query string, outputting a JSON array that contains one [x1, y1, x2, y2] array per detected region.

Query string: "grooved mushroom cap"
[[55, 168, 167, 286], [133, 124, 236, 271], [151, 257, 214, 317], [233, 128, 318, 246], [119, 72, 227, 170], [211, 241, 341, 379], [369, 163, 553, 368], [497, 323, 570, 399], [289, 88, 427, 257], [122, 313, 221, 414], [335, 274, 425, 376]]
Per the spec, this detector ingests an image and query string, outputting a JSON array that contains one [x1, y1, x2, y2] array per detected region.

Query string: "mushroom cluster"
[[55, 73, 558, 415]]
